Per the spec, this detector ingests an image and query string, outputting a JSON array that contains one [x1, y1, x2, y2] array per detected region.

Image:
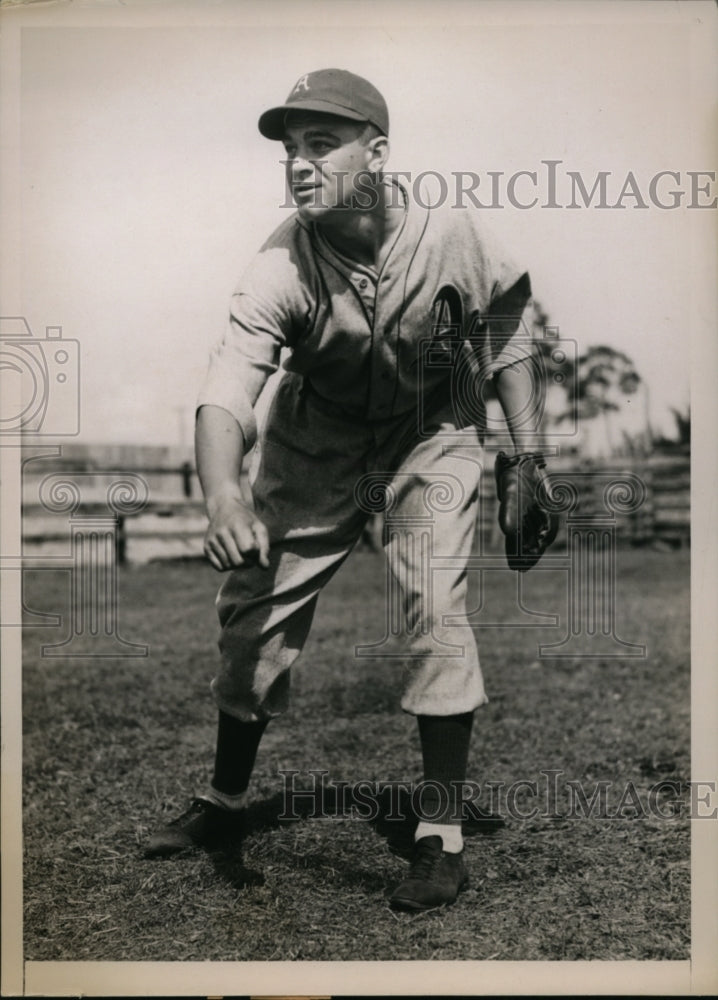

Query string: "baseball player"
[[145, 68, 556, 911]]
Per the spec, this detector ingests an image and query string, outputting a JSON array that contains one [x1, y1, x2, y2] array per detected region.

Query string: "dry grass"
[[22, 545, 690, 961]]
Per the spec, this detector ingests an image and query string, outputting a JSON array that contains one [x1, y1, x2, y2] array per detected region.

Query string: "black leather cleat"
[[144, 797, 244, 858], [389, 835, 469, 911]]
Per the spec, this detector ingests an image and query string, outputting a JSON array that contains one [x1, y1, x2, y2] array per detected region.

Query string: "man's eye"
[[310, 142, 331, 155]]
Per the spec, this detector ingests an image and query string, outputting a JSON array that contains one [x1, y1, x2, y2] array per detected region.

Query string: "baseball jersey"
[[197, 179, 534, 450]]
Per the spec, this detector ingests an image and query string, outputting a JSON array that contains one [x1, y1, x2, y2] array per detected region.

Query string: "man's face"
[[282, 113, 386, 221]]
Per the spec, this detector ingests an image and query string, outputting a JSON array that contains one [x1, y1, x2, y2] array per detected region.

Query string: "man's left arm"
[[492, 353, 558, 571], [493, 356, 541, 453], [465, 222, 559, 567]]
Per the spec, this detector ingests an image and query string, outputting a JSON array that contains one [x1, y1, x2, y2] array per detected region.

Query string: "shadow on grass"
[[206, 840, 266, 890], [367, 784, 505, 859], [206, 783, 506, 890]]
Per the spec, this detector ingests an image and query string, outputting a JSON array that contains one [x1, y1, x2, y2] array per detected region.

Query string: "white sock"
[[204, 787, 247, 812], [415, 821, 463, 853]]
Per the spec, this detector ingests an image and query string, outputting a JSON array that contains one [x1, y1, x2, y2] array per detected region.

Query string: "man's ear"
[[366, 135, 389, 172]]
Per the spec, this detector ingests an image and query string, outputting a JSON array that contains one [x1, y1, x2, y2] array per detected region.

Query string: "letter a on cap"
[[258, 68, 389, 140]]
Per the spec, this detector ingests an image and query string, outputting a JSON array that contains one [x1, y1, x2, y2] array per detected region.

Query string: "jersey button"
[[358, 277, 369, 290]]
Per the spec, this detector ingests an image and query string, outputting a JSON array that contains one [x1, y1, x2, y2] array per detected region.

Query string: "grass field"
[[21, 544, 690, 963]]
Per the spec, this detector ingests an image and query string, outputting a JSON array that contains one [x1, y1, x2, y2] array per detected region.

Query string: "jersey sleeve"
[[484, 273, 535, 378], [465, 215, 535, 378], [196, 237, 309, 450]]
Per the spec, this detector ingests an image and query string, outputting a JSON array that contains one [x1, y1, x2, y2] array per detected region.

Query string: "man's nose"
[[289, 156, 314, 181]]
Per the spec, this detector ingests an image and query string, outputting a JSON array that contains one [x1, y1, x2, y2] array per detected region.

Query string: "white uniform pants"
[[212, 373, 489, 721]]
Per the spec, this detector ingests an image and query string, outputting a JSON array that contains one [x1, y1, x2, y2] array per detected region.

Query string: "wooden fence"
[[21, 453, 689, 565], [510, 453, 691, 550]]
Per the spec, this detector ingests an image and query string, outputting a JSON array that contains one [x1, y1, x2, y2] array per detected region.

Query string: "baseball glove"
[[495, 451, 559, 571]]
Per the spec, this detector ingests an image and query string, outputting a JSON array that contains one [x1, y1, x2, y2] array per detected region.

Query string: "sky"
[[4, 2, 715, 447]]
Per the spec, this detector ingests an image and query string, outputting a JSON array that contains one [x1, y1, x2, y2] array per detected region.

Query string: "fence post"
[[181, 461, 193, 499], [38, 473, 149, 657], [539, 471, 647, 658]]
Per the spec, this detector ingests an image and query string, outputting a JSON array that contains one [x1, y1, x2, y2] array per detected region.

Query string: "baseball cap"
[[258, 68, 389, 140]]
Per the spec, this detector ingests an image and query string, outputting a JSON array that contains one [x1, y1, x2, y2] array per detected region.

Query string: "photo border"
[[1, 1, 716, 996]]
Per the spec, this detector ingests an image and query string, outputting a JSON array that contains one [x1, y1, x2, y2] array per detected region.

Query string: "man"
[[145, 68, 550, 911]]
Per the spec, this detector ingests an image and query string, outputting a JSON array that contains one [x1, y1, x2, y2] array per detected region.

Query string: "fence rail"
[[21, 454, 689, 564]]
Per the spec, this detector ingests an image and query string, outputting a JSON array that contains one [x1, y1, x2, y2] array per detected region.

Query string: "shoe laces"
[[168, 797, 209, 827], [408, 838, 443, 880]]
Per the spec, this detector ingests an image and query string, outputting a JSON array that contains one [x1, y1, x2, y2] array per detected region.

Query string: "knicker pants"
[[211, 373, 489, 722]]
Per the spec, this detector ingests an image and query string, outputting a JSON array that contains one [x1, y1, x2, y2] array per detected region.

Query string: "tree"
[[653, 405, 690, 454], [554, 344, 647, 457], [480, 301, 647, 457]]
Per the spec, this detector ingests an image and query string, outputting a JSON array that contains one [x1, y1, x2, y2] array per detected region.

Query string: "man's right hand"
[[195, 405, 270, 572], [203, 490, 270, 571]]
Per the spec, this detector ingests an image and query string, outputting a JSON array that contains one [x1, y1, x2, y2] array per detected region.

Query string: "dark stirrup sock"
[[416, 712, 474, 824], [211, 711, 269, 796]]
